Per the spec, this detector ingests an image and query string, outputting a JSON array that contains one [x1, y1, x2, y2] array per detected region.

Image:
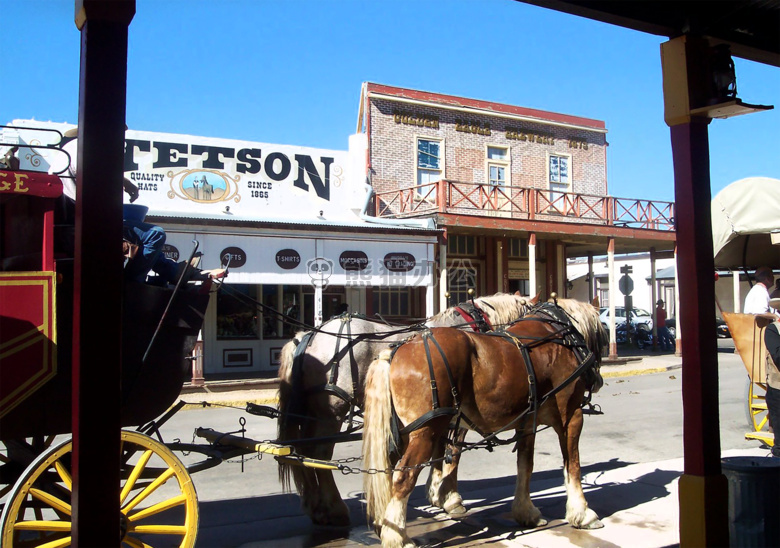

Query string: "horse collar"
[[455, 302, 493, 332]]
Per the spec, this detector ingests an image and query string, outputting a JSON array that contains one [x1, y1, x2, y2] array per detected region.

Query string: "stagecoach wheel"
[[744, 377, 771, 436], [0, 431, 199, 548], [0, 436, 59, 512]]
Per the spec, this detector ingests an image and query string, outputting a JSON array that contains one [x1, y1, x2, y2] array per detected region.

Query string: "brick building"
[[357, 82, 677, 314]]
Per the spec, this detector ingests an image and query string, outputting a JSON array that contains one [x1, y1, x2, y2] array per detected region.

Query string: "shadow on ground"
[[195, 458, 680, 547]]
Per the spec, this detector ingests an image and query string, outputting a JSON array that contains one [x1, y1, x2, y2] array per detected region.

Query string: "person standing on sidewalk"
[[764, 300, 780, 457], [655, 299, 673, 352], [744, 266, 775, 314]]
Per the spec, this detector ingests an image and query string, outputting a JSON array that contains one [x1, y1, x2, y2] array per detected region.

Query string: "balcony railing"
[[375, 180, 675, 231]]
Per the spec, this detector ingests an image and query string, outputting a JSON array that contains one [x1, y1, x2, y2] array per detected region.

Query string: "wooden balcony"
[[375, 180, 675, 231]]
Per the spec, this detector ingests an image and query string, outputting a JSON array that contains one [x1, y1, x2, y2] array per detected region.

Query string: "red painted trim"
[[42, 207, 54, 271], [436, 213, 677, 242], [366, 82, 606, 130]]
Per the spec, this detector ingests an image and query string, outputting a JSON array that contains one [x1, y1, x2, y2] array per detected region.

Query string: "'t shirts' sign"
[[275, 249, 301, 270]]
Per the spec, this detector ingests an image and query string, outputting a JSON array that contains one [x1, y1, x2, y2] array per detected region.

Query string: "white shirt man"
[[743, 266, 775, 314]]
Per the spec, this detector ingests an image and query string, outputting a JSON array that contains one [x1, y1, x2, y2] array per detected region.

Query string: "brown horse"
[[276, 293, 535, 526], [362, 299, 607, 547]]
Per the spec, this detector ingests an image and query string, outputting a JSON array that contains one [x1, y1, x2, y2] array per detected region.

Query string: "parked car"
[[599, 306, 653, 329]]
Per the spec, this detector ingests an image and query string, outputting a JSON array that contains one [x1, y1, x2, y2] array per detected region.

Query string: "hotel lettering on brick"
[[358, 83, 676, 311]]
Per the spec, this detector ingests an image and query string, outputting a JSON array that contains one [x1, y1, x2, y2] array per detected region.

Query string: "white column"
[[557, 243, 565, 297], [438, 242, 448, 312], [733, 270, 741, 313], [608, 238, 617, 358], [651, 249, 658, 345], [314, 286, 323, 327], [528, 233, 537, 298]]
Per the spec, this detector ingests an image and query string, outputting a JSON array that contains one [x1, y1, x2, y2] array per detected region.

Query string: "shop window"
[[216, 284, 259, 340], [281, 285, 302, 338], [417, 138, 442, 195], [372, 287, 410, 317], [508, 238, 528, 259], [508, 279, 530, 296], [447, 264, 477, 305], [448, 235, 477, 256]]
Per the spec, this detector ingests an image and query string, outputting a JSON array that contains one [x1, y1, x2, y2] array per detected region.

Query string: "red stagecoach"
[[0, 136, 210, 547]]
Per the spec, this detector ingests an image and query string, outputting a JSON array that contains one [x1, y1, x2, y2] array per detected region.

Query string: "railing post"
[[437, 179, 447, 213], [607, 196, 615, 225], [528, 189, 536, 220], [190, 339, 205, 386]]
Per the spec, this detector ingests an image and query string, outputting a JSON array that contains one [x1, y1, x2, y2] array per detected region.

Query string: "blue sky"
[[5, 0, 779, 202]]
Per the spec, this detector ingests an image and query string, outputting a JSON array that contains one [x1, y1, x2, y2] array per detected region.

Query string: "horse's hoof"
[[570, 508, 603, 530], [577, 517, 604, 530], [517, 516, 548, 529], [444, 501, 468, 516]]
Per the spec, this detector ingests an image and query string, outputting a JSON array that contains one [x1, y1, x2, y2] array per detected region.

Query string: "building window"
[[417, 138, 442, 194], [548, 154, 571, 201], [448, 234, 477, 256], [508, 278, 530, 296], [487, 146, 508, 187], [373, 287, 410, 317], [508, 238, 528, 258], [448, 263, 478, 305], [217, 284, 259, 340]]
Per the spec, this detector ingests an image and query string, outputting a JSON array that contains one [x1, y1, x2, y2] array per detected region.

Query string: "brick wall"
[[368, 97, 607, 205]]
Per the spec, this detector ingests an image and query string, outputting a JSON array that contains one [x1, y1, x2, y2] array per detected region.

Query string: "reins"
[[389, 302, 600, 456]]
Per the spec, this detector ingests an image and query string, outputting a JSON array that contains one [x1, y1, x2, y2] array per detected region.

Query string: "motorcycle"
[[615, 319, 653, 350]]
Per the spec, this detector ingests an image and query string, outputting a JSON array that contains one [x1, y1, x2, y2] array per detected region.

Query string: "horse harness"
[[453, 300, 494, 332], [389, 302, 599, 455], [290, 313, 416, 432]]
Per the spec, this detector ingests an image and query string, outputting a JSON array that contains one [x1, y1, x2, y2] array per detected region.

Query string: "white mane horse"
[[276, 293, 533, 526]]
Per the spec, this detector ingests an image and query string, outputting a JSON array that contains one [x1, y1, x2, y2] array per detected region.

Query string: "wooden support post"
[[662, 34, 728, 547], [71, 2, 134, 546]]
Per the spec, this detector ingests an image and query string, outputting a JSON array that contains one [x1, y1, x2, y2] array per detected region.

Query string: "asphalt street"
[[158, 342, 776, 548]]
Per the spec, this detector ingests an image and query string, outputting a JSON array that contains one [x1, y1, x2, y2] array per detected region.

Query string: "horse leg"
[[300, 415, 351, 527], [381, 426, 441, 548], [511, 426, 548, 528], [426, 427, 467, 515], [555, 407, 603, 529]]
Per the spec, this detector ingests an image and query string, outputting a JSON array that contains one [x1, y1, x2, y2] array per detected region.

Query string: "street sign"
[[619, 273, 634, 295]]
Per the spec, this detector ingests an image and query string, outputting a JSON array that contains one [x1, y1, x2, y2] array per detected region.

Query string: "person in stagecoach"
[[52, 127, 225, 284]]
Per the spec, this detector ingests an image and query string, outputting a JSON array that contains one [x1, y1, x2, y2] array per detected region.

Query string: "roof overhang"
[[519, 1, 780, 68]]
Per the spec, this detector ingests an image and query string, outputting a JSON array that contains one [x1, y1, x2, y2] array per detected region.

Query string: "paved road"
[[156, 347, 762, 547]]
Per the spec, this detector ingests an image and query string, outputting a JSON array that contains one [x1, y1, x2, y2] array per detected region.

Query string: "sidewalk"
[[177, 346, 687, 408]]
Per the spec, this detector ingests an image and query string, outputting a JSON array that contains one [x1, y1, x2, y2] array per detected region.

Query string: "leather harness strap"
[[454, 301, 494, 332]]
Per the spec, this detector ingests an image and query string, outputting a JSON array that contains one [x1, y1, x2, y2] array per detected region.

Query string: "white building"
[[2, 120, 439, 376]]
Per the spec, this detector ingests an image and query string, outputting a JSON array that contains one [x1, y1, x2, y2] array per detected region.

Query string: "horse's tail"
[[362, 349, 394, 529], [277, 331, 308, 492]]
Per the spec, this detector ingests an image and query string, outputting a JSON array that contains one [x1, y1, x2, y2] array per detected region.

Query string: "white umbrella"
[[711, 176, 780, 269]]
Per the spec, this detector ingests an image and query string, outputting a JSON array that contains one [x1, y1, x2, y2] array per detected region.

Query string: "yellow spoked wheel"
[[0, 430, 199, 547], [1, 436, 59, 508], [745, 377, 774, 446]]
